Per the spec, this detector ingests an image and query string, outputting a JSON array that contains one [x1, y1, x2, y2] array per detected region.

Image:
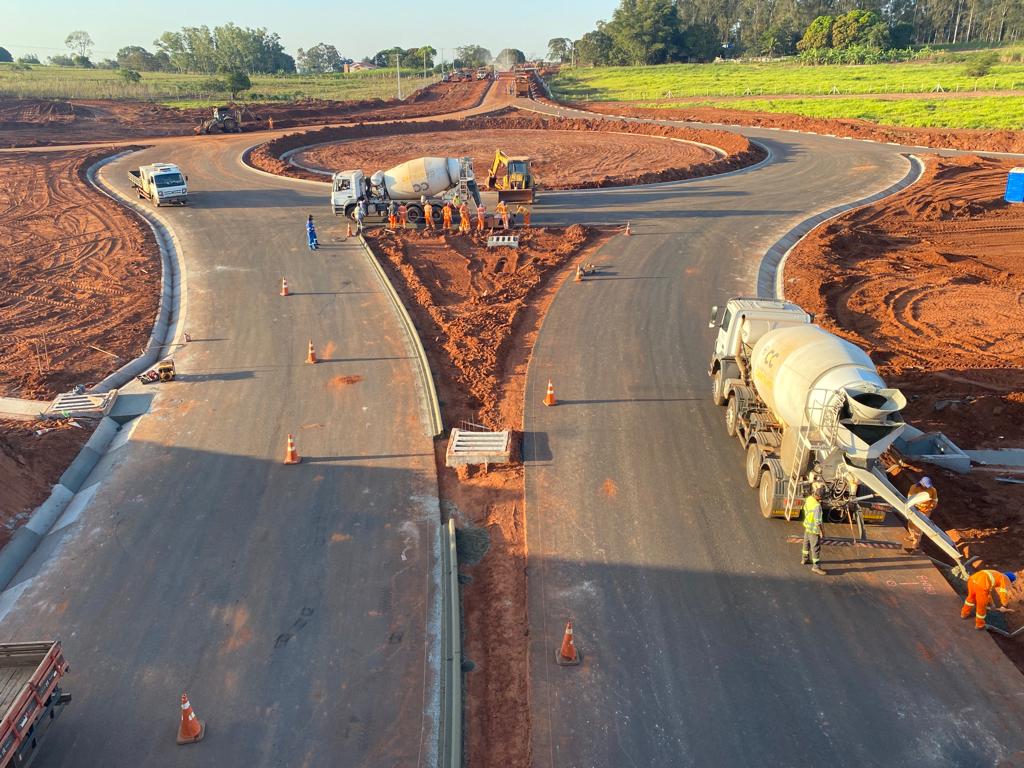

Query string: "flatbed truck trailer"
[[0, 642, 70, 768]]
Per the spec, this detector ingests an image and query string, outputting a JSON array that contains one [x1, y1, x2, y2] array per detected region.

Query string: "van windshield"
[[154, 173, 185, 188]]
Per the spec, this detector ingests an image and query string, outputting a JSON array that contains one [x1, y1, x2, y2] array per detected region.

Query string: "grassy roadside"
[[550, 58, 1024, 101], [633, 95, 1024, 129], [0, 64, 435, 105]]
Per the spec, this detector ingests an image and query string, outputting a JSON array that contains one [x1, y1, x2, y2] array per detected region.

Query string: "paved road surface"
[[0, 138, 441, 766], [523, 101, 1024, 767]]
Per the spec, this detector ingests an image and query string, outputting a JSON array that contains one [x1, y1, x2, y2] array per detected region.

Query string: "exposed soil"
[[0, 148, 158, 545], [572, 101, 1024, 154], [785, 155, 1024, 657], [249, 110, 765, 187], [0, 418, 92, 548], [363, 225, 612, 768], [294, 128, 717, 190], [0, 79, 490, 148]]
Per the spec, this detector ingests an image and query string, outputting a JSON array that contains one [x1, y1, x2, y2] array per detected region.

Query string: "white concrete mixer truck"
[[330, 156, 480, 224], [708, 297, 965, 567]]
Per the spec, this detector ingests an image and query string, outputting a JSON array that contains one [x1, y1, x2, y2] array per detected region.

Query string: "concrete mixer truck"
[[708, 297, 966, 569], [330, 156, 480, 224]]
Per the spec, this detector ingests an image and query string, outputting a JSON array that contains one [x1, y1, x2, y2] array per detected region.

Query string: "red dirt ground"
[[785, 155, 1024, 646], [572, 101, 1024, 154], [0, 148, 159, 538], [363, 225, 611, 768], [293, 128, 717, 190], [0, 80, 490, 147], [249, 110, 766, 187]]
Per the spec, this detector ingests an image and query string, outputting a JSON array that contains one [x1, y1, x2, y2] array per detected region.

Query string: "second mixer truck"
[[708, 297, 966, 570]]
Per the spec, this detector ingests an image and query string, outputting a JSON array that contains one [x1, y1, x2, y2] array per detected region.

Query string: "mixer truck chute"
[[708, 296, 967, 570], [330, 156, 480, 223]]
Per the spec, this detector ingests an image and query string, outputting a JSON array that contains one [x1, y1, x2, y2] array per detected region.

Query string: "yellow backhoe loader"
[[486, 150, 537, 204]]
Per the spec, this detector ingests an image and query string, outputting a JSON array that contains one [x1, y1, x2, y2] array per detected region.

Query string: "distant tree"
[[71, 55, 94, 68], [225, 70, 252, 99], [605, 0, 682, 65], [16, 54, 40, 65], [547, 37, 572, 62], [97, 58, 119, 69], [888, 22, 914, 49], [759, 26, 796, 57], [681, 23, 720, 61], [831, 10, 883, 49], [573, 30, 613, 66], [117, 45, 165, 72], [119, 68, 141, 83], [494, 48, 526, 67], [455, 45, 491, 68], [196, 77, 227, 94], [48, 54, 74, 66], [797, 16, 834, 50], [372, 46, 435, 69], [0, 47, 12, 63], [155, 25, 293, 74], [297, 43, 343, 73], [65, 30, 94, 58]]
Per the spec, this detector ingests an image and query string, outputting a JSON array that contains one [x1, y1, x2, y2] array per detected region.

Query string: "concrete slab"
[[0, 397, 48, 421]]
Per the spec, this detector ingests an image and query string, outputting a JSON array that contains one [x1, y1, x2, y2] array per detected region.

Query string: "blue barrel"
[[1007, 167, 1024, 203]]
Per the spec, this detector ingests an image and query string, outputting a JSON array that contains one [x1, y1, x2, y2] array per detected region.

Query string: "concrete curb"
[[86, 151, 188, 390], [356, 235, 443, 438], [757, 154, 925, 299], [0, 148, 186, 593], [439, 518, 462, 768]]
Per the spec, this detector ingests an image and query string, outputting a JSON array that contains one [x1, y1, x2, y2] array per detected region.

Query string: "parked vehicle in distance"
[[128, 163, 188, 207]]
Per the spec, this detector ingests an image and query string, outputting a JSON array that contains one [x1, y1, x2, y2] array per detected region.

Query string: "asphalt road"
[[523, 102, 1024, 767], [0, 138, 440, 766]]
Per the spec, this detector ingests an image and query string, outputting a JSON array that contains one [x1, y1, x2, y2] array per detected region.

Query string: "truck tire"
[[712, 369, 726, 406], [406, 205, 424, 226], [725, 395, 739, 437], [758, 469, 779, 519], [745, 443, 762, 488]]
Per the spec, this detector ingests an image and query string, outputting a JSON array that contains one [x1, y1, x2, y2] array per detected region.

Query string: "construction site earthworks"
[[4, 53, 1024, 767]]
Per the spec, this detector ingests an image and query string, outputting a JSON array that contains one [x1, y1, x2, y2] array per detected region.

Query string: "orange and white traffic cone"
[[176, 693, 206, 745], [624, 221, 631, 236], [346, 222, 352, 237], [543, 380, 557, 407], [306, 339, 318, 364], [574, 265, 583, 283], [280, 278, 289, 297], [284, 434, 301, 465], [555, 620, 581, 666]]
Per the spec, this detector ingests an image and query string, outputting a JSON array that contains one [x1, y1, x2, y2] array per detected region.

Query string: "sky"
[[3, 0, 619, 63]]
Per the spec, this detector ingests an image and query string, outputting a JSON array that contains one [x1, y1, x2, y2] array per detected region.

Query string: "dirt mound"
[[573, 101, 1024, 155], [364, 225, 611, 768], [0, 419, 92, 548], [250, 110, 766, 187], [0, 148, 161, 398], [295, 128, 717, 191]]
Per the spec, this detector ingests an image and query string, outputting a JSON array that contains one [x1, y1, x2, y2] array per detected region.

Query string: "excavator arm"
[[488, 150, 510, 188]]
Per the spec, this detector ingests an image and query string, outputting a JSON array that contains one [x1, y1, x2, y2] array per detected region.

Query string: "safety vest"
[[803, 496, 823, 534], [973, 570, 1012, 603]]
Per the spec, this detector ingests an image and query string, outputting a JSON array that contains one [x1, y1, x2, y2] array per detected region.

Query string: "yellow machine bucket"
[[497, 188, 535, 204]]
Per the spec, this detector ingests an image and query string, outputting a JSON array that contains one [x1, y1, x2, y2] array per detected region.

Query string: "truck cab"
[[331, 170, 364, 216], [133, 163, 188, 206], [708, 297, 810, 406]]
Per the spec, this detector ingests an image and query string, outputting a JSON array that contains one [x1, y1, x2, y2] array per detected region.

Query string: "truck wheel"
[[725, 395, 739, 437], [759, 470, 779, 519], [712, 369, 726, 406], [746, 443, 762, 488], [407, 206, 424, 226]]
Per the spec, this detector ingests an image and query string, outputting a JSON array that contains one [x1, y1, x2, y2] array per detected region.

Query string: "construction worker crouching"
[[515, 204, 531, 228], [903, 475, 938, 553], [801, 484, 827, 576], [962, 569, 1016, 630]]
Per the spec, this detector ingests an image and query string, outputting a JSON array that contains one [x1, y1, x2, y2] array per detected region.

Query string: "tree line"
[[555, 0, 1023, 65]]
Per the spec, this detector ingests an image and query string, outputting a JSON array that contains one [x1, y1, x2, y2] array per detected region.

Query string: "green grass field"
[[638, 95, 1024, 129], [0, 64, 435, 105], [549, 57, 1024, 101]]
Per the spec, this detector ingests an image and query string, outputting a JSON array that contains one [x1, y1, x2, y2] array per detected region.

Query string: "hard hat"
[[1006, 572, 1018, 584], [920, 476, 932, 488]]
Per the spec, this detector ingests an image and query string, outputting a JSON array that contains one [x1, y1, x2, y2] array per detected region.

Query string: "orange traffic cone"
[[306, 339, 318, 364], [574, 265, 583, 283], [176, 693, 206, 745], [284, 434, 301, 464], [280, 278, 289, 297], [624, 221, 632, 236], [346, 222, 352, 237], [556, 620, 581, 666], [543, 380, 557, 407]]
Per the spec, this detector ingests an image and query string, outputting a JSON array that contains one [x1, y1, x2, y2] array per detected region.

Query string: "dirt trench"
[[363, 225, 612, 768]]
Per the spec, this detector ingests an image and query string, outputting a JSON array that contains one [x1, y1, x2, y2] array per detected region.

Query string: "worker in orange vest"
[[423, 201, 434, 230], [961, 569, 1016, 630], [442, 202, 454, 232], [515, 204, 531, 228], [458, 203, 471, 234], [903, 475, 938, 552], [476, 203, 486, 232], [495, 200, 509, 230], [398, 203, 408, 229]]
